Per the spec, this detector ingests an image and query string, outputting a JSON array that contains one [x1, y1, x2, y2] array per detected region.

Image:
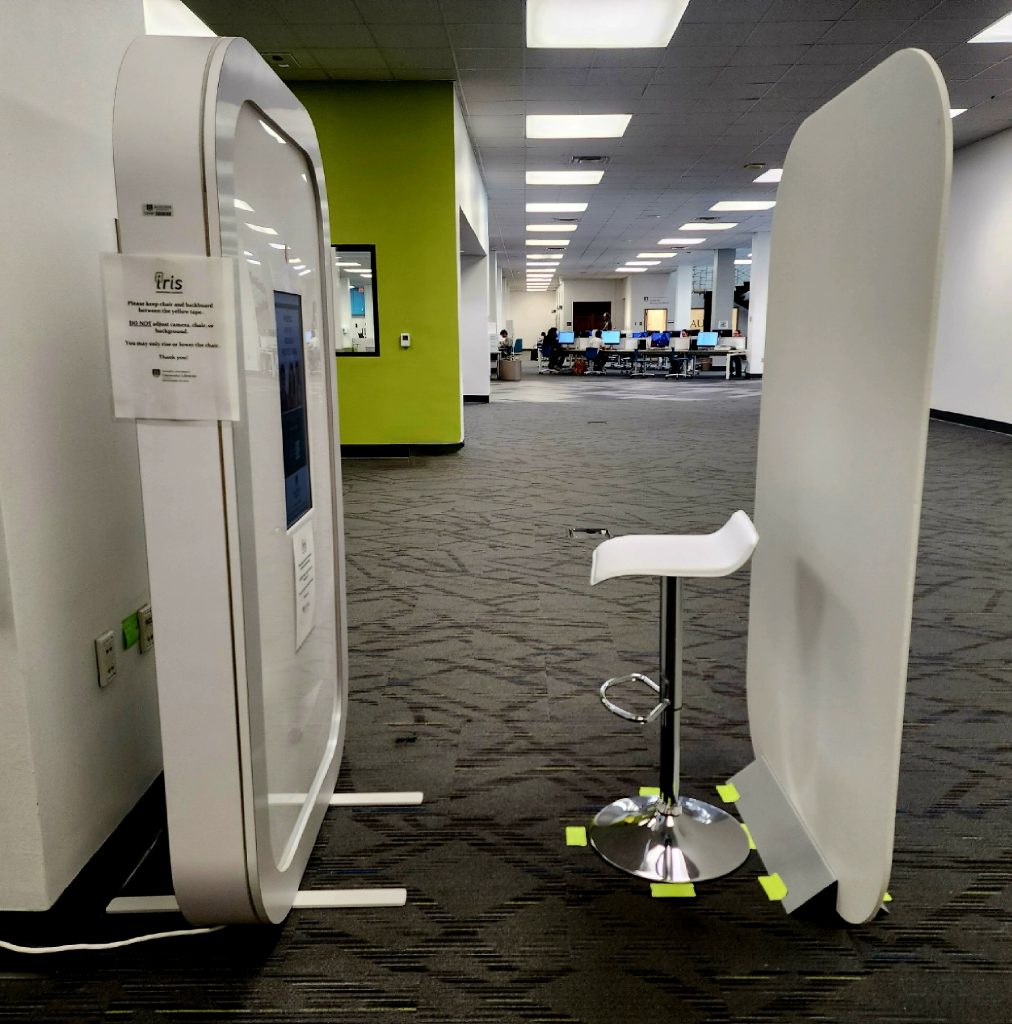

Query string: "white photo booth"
[[107, 35, 350, 925]]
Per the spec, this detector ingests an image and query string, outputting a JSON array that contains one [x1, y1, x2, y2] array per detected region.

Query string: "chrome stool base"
[[589, 794, 750, 883]]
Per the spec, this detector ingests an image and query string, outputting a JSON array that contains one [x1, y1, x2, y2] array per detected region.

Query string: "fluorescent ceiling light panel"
[[525, 239, 570, 245], [626, 261, 660, 266], [680, 222, 736, 231], [617, 267, 648, 273], [710, 201, 776, 212], [527, 223, 578, 231], [735, 259, 752, 266], [658, 237, 705, 245], [753, 169, 783, 184], [637, 252, 675, 259], [247, 223, 279, 236], [527, 0, 690, 48], [526, 202, 588, 213], [334, 261, 361, 268], [969, 13, 1012, 43], [526, 114, 631, 139], [527, 170, 604, 185], [949, 108, 968, 118], [234, 198, 255, 212]]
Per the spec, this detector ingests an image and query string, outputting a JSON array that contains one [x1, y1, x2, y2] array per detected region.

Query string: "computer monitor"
[[559, 331, 575, 345], [632, 331, 647, 339], [601, 330, 620, 346], [650, 331, 670, 347], [696, 331, 719, 348]]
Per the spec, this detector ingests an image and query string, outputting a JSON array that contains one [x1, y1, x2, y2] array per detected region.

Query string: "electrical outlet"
[[138, 603, 154, 653], [95, 631, 117, 687]]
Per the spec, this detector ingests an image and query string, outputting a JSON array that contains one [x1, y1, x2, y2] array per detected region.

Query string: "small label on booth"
[[102, 253, 240, 421], [292, 516, 316, 651]]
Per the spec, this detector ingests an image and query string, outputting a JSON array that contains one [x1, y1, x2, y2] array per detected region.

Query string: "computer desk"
[[542, 344, 748, 380], [671, 347, 749, 380]]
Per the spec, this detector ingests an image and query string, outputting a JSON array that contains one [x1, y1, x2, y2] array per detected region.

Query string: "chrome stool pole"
[[589, 576, 750, 884]]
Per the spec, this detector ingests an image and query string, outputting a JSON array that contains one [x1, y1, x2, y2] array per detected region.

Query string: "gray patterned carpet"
[[1, 365, 1009, 1022]]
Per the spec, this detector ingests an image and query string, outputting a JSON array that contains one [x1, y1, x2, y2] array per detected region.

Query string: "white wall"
[[459, 255, 490, 396], [748, 231, 771, 375], [932, 127, 1012, 425], [508, 289, 558, 348], [0, 0, 162, 909], [625, 273, 675, 332], [453, 93, 490, 401], [559, 278, 625, 330]]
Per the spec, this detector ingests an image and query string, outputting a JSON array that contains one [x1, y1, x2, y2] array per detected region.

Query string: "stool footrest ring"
[[599, 673, 669, 725]]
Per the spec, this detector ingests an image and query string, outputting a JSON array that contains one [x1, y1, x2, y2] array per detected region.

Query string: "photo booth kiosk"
[[105, 36, 351, 925]]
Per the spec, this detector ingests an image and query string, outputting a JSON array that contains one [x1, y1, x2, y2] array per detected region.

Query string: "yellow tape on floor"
[[565, 826, 588, 847], [741, 822, 756, 850], [639, 786, 660, 797], [758, 873, 788, 901], [716, 782, 740, 803], [650, 883, 696, 898]]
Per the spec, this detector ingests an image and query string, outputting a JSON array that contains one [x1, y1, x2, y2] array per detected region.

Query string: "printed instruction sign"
[[102, 253, 240, 421], [292, 517, 316, 651]]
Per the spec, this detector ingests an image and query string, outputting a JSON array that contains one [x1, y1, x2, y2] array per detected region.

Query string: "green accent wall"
[[294, 82, 462, 446]]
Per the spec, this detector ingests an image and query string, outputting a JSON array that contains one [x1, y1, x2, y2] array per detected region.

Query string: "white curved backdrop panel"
[[740, 49, 951, 924]]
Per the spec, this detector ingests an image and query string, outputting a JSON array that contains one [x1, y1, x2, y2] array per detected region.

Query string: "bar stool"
[[588, 510, 759, 883]]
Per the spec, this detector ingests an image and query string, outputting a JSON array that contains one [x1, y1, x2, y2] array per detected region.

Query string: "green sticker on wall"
[[122, 613, 140, 649]]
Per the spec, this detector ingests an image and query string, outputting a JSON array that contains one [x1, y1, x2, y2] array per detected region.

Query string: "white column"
[[711, 248, 736, 330], [748, 231, 771, 375], [459, 254, 490, 399], [670, 264, 694, 329]]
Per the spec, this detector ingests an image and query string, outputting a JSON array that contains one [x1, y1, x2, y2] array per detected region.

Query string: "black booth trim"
[[341, 442, 465, 459], [930, 409, 1012, 436]]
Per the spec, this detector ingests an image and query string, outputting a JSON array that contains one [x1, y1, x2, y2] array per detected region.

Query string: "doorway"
[[573, 301, 612, 334]]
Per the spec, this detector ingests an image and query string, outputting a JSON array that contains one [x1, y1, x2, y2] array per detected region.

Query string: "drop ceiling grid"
[[182, 0, 1012, 282]]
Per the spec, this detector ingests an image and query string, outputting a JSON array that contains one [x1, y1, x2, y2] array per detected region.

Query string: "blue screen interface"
[[601, 330, 620, 345], [559, 331, 575, 345], [275, 291, 312, 528], [696, 331, 719, 348]]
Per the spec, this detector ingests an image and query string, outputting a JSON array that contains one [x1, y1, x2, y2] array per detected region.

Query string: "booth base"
[[730, 757, 836, 914]]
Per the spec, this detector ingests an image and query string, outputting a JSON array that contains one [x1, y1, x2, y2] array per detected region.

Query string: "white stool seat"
[[590, 510, 758, 585]]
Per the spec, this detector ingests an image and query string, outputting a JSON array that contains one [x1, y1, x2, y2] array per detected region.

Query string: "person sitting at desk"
[[667, 330, 690, 377], [543, 326, 566, 371]]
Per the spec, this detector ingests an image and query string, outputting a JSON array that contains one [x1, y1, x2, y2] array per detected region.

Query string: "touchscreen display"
[[274, 291, 312, 527]]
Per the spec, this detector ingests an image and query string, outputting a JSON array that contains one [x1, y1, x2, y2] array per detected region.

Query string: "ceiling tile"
[[798, 43, 888, 65], [446, 22, 524, 47], [293, 23, 375, 48], [439, 0, 523, 24], [456, 47, 524, 69], [353, 0, 442, 22], [381, 47, 456, 69], [369, 23, 450, 47], [745, 20, 836, 45], [309, 47, 388, 69], [275, 0, 362, 20]]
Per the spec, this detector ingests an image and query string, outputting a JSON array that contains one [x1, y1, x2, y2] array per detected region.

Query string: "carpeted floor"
[[1, 366, 1009, 1022]]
